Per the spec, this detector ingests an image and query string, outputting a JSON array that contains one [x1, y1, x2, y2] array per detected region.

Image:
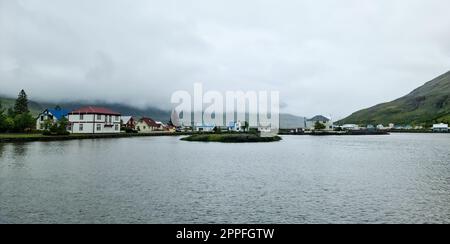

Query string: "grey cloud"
[[1, 0, 450, 118]]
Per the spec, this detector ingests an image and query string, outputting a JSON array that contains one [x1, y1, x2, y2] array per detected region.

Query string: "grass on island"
[[181, 133, 282, 143]]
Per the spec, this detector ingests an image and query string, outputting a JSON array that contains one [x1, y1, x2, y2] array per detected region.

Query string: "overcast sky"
[[1, 0, 449, 119]]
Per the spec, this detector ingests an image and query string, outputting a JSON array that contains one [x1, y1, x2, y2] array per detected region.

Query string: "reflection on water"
[[0, 143, 4, 157], [12, 143, 28, 157], [1, 133, 450, 224]]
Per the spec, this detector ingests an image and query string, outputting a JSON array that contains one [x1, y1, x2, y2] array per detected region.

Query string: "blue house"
[[227, 121, 242, 132], [36, 107, 70, 130]]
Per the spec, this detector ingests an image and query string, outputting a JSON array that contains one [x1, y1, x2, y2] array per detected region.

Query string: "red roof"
[[140, 117, 160, 127], [70, 106, 121, 116]]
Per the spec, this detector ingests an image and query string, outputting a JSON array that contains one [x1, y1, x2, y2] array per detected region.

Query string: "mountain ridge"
[[338, 71, 450, 126]]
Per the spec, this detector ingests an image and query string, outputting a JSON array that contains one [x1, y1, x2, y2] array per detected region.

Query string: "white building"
[[258, 126, 272, 133], [228, 121, 242, 132], [136, 117, 163, 133], [195, 123, 216, 132], [306, 115, 333, 130], [68, 106, 121, 134], [36, 107, 69, 130], [155, 121, 167, 130], [342, 124, 360, 130], [376, 124, 385, 130], [432, 123, 449, 132]]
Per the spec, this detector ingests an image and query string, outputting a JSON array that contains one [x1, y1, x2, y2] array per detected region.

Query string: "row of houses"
[[36, 106, 172, 134], [194, 121, 245, 132], [339, 123, 449, 132], [302, 115, 449, 132], [431, 123, 449, 132], [37, 107, 449, 134]]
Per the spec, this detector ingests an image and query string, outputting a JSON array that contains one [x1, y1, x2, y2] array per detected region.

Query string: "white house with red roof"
[[136, 117, 163, 133], [67, 106, 121, 134]]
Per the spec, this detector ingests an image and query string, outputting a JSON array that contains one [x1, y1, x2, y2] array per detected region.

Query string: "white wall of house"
[[195, 126, 215, 132], [136, 121, 156, 133], [433, 123, 449, 132], [228, 121, 242, 132], [36, 113, 58, 130], [68, 114, 121, 134], [342, 124, 360, 130]]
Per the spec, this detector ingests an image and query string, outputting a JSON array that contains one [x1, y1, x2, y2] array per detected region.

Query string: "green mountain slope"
[[0, 97, 44, 116], [338, 71, 450, 126]]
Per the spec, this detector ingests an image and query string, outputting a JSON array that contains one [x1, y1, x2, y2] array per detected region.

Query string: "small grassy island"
[[181, 133, 282, 143]]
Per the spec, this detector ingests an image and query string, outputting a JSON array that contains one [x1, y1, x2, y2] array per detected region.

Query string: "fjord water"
[[1, 134, 449, 224]]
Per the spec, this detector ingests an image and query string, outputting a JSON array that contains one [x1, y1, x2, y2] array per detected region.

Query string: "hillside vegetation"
[[338, 71, 450, 126]]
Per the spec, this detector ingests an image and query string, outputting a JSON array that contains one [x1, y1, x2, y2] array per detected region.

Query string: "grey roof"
[[307, 115, 330, 122]]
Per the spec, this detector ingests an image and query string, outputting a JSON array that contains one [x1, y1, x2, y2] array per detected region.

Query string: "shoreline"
[[280, 130, 449, 136], [0, 132, 194, 143], [1, 130, 448, 143]]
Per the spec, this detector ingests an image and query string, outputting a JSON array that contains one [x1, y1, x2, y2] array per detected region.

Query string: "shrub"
[[124, 128, 137, 133], [57, 131, 70, 136], [13, 113, 35, 132]]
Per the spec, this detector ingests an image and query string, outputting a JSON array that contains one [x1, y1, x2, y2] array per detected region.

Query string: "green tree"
[[7, 108, 15, 117], [49, 121, 58, 133], [57, 117, 69, 134], [3, 117, 15, 132], [0, 101, 5, 132], [0, 115, 5, 132], [13, 113, 35, 132], [43, 118, 54, 131], [14, 89, 30, 115], [314, 121, 326, 130], [240, 121, 249, 132]]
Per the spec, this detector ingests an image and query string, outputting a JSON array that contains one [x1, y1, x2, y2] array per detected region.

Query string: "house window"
[[115, 124, 119, 131], [109, 116, 112, 123], [80, 114, 84, 120], [115, 116, 119, 121], [97, 115, 102, 120], [79, 124, 84, 131], [97, 124, 101, 131], [41, 116, 44, 121]]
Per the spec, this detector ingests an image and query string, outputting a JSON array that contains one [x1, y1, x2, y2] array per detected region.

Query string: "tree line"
[[0, 90, 35, 133]]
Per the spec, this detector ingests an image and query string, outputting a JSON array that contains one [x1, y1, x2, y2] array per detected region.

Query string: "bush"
[[124, 128, 137, 133], [13, 113, 35, 132], [57, 131, 70, 136], [42, 130, 70, 136], [0, 115, 6, 133], [3, 117, 15, 132], [314, 121, 326, 130]]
